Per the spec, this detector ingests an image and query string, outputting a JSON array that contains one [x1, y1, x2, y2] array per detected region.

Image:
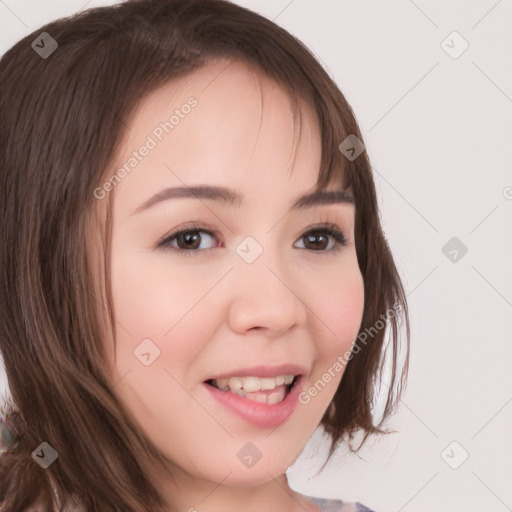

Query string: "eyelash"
[[156, 221, 347, 257], [156, 222, 347, 256]]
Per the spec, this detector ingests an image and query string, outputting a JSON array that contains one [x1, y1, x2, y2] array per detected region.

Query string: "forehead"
[[108, 58, 328, 219]]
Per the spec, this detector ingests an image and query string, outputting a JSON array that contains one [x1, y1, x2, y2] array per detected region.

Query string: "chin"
[[222, 466, 286, 487]]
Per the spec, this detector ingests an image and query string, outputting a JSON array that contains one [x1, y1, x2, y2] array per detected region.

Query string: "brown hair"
[[0, 0, 409, 510]]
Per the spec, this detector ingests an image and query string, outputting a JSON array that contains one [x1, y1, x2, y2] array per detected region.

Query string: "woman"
[[0, 1, 409, 510]]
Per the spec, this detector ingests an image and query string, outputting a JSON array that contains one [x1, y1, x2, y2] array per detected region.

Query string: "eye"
[[156, 222, 347, 256], [157, 224, 219, 255], [294, 223, 347, 253]]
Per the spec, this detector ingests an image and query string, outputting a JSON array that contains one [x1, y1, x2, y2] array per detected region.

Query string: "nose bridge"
[[227, 237, 307, 335]]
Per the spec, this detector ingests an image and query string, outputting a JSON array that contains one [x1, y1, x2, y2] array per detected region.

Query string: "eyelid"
[[156, 220, 348, 254], [302, 221, 346, 236], [296, 222, 347, 252], [155, 221, 221, 249]]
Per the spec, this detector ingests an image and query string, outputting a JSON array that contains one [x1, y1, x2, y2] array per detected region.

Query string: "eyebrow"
[[130, 184, 354, 216]]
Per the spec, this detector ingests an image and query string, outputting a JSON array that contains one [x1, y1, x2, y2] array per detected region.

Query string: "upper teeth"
[[212, 375, 295, 393]]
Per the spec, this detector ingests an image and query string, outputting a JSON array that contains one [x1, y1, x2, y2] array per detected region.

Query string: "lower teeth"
[[231, 386, 287, 404], [210, 382, 290, 404]]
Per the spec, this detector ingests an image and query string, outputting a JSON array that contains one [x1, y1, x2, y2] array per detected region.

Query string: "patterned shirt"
[[299, 493, 376, 512]]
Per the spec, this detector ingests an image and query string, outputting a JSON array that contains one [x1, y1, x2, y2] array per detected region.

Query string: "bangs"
[[253, 68, 350, 195]]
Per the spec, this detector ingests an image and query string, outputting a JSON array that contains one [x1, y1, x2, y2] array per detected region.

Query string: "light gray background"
[[1, 1, 511, 511]]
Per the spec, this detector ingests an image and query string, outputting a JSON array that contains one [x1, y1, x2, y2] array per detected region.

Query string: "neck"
[[150, 465, 319, 512]]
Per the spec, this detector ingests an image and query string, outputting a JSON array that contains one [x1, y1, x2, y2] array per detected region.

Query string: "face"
[[101, 59, 364, 488]]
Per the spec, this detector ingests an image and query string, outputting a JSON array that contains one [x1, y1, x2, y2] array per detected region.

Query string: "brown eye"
[[176, 231, 201, 250], [302, 231, 331, 251], [158, 229, 217, 254], [294, 225, 347, 253]]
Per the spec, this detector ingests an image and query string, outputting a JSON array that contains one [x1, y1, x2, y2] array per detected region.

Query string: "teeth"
[[228, 377, 242, 391], [227, 386, 288, 404], [252, 394, 267, 403], [283, 375, 294, 385], [267, 387, 287, 404], [211, 374, 296, 394], [242, 376, 260, 393]]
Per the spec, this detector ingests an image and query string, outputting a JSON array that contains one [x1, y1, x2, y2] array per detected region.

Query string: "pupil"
[[181, 232, 200, 249], [306, 233, 326, 249]]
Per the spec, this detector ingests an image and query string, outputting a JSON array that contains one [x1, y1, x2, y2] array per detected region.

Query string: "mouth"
[[202, 365, 307, 428], [205, 374, 300, 405]]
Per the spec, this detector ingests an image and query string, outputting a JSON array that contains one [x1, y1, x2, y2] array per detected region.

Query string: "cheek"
[[111, 247, 210, 333], [310, 262, 365, 356], [295, 264, 364, 413], [109, 249, 228, 377]]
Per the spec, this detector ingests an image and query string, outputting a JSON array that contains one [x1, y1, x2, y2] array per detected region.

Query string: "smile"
[[203, 365, 306, 428], [206, 374, 297, 404]]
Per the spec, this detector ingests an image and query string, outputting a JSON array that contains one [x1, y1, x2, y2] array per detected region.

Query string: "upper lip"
[[205, 363, 308, 381]]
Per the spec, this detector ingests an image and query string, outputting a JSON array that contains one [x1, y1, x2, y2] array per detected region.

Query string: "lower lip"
[[203, 377, 303, 429]]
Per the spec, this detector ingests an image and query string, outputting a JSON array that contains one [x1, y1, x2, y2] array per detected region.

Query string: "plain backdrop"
[[1, 1, 511, 511]]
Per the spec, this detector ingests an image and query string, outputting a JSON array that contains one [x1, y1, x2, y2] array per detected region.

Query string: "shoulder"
[[299, 493, 377, 512]]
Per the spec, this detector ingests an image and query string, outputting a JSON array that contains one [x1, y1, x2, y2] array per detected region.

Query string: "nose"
[[227, 252, 307, 337]]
